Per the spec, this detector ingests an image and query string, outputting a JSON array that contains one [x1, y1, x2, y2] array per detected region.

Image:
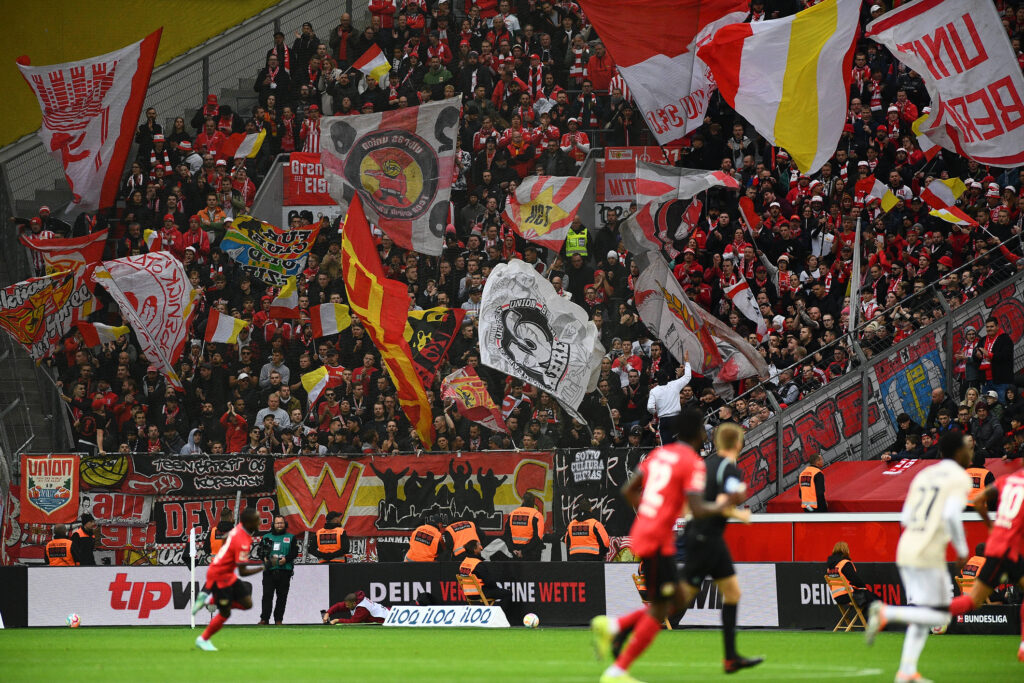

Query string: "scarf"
[[528, 66, 543, 100], [217, 114, 234, 135], [569, 48, 587, 81], [271, 44, 290, 71], [868, 79, 883, 111], [149, 147, 171, 170], [576, 92, 598, 127]]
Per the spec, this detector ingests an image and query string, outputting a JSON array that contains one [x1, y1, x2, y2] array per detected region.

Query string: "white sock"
[[603, 665, 626, 677], [884, 605, 949, 628], [899, 624, 929, 677], [608, 618, 621, 636]]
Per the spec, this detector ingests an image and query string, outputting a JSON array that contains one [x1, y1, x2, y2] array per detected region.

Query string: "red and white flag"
[[17, 30, 161, 212], [724, 276, 768, 341], [620, 199, 683, 259], [18, 230, 107, 274], [269, 278, 301, 319], [309, 303, 352, 338], [636, 160, 739, 205], [502, 175, 589, 251], [320, 98, 461, 256], [441, 366, 508, 434], [76, 321, 130, 348], [580, 0, 748, 144], [204, 310, 249, 344], [868, 0, 1024, 167]]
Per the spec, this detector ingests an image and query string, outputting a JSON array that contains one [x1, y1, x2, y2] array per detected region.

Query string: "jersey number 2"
[[638, 461, 672, 518]]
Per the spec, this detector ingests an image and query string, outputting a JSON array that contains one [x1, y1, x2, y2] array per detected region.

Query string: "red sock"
[[615, 612, 660, 671], [230, 601, 246, 610], [201, 612, 227, 640], [949, 594, 974, 617], [615, 607, 647, 633]]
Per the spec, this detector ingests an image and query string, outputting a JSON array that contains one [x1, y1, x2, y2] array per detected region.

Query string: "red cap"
[[939, 255, 954, 268], [530, 53, 541, 60], [842, 123, 854, 133], [308, 104, 320, 112], [30, 217, 42, 225], [164, 214, 175, 221], [207, 94, 218, 105]]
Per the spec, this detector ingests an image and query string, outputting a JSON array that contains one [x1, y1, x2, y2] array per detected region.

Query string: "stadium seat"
[[631, 573, 671, 630], [456, 574, 493, 606], [823, 573, 867, 632]]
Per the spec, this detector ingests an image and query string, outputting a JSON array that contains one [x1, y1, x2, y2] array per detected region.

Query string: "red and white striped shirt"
[[301, 118, 321, 153]]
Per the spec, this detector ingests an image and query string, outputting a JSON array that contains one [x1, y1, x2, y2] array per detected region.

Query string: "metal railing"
[[0, 0, 366, 206]]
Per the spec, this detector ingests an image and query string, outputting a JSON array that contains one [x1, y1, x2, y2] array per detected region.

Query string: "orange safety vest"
[[210, 533, 227, 556], [316, 527, 347, 563], [565, 518, 606, 556], [962, 555, 985, 578], [827, 559, 853, 599], [508, 506, 544, 546], [965, 467, 991, 508], [446, 520, 480, 557], [45, 538, 76, 566], [459, 557, 482, 576], [406, 525, 442, 562], [799, 466, 821, 511]]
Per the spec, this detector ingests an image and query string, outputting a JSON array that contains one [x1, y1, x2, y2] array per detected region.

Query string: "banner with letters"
[[20, 455, 79, 524], [78, 453, 276, 496], [274, 453, 554, 537], [78, 491, 152, 527], [220, 215, 321, 287], [0, 272, 94, 362], [283, 152, 336, 206], [552, 448, 642, 538], [153, 493, 276, 547]]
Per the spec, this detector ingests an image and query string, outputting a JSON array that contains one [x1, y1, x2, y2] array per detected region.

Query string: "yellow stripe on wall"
[[2, 0, 278, 147], [774, 0, 839, 173]]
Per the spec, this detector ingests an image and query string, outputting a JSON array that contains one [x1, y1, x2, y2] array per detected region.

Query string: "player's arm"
[[239, 564, 264, 576], [622, 472, 644, 509], [974, 484, 998, 529], [686, 491, 728, 519], [942, 492, 970, 570]]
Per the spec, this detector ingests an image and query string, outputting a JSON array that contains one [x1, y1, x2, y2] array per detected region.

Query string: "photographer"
[[259, 515, 298, 625]]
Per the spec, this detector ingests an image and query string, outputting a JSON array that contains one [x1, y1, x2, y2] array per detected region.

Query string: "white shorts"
[[898, 566, 953, 608]]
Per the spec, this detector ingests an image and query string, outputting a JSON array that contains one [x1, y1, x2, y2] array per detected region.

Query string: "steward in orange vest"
[[70, 514, 97, 566], [825, 541, 878, 608], [563, 500, 610, 561], [406, 516, 445, 562], [313, 511, 349, 563], [458, 540, 512, 604], [965, 466, 994, 509], [205, 508, 234, 559], [444, 518, 483, 561], [503, 493, 544, 561], [799, 455, 827, 512], [45, 524, 76, 566]]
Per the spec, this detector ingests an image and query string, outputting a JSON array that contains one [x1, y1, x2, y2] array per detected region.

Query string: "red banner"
[[20, 454, 79, 524], [274, 452, 554, 537], [600, 147, 677, 201], [283, 152, 336, 206]]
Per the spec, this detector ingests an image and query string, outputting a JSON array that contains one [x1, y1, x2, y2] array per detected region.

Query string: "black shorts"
[[976, 554, 1024, 589], [680, 534, 735, 586], [639, 553, 678, 603], [205, 578, 252, 606]]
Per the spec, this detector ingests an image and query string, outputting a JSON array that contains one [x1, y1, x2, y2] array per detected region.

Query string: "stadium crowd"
[[12, 0, 1024, 458]]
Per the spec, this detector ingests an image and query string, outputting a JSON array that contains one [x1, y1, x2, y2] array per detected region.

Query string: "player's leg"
[[197, 584, 231, 651], [598, 555, 671, 681], [893, 567, 950, 680], [950, 556, 1002, 615], [231, 580, 254, 610]]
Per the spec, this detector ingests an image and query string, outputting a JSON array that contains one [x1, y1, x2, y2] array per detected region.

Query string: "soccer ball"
[[66, 613, 81, 628], [523, 613, 539, 628], [931, 623, 948, 635]]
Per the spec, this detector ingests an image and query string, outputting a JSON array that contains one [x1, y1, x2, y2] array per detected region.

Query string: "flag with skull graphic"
[[479, 259, 604, 423]]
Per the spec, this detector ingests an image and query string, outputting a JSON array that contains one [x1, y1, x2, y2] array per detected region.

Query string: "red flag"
[[441, 366, 508, 434], [19, 230, 107, 274]]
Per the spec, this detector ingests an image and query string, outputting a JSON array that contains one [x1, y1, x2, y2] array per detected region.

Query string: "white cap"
[[870, 4, 882, 11]]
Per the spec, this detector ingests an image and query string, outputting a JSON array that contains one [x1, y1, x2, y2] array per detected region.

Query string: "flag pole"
[[848, 216, 862, 335]]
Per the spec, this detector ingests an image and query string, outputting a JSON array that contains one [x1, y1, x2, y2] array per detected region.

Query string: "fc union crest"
[[346, 130, 439, 222], [21, 454, 80, 523]]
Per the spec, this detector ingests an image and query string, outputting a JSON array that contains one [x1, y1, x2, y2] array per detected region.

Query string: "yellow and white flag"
[[310, 303, 352, 338], [920, 178, 977, 226], [76, 321, 130, 348], [204, 309, 249, 344], [352, 43, 390, 83], [301, 364, 345, 405], [698, 0, 860, 173]]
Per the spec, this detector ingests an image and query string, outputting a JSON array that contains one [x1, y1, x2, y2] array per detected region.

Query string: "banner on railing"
[[552, 448, 642, 537], [283, 152, 336, 206], [274, 453, 554, 536], [79, 454, 276, 496], [20, 454, 79, 524]]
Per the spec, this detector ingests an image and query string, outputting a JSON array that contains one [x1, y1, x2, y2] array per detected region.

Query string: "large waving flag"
[[204, 310, 249, 344], [868, 0, 1024, 167], [94, 252, 197, 390], [310, 303, 353, 338], [441, 366, 508, 434], [16, 30, 161, 211], [580, 0, 748, 144], [221, 215, 321, 287], [352, 43, 391, 83], [301, 364, 346, 406], [698, 0, 859, 173], [636, 160, 739, 205], [342, 194, 435, 446], [76, 321, 130, 348], [18, 230, 107, 275], [503, 176, 590, 251], [920, 178, 977, 226], [321, 98, 461, 256], [479, 259, 604, 424], [620, 199, 683, 259], [405, 307, 467, 385], [0, 272, 93, 362]]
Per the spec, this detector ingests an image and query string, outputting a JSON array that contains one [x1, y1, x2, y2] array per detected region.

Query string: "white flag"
[[636, 160, 739, 205], [724, 276, 768, 341], [479, 259, 604, 422]]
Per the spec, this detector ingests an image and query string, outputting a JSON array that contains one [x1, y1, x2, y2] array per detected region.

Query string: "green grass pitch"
[[1, 625, 1020, 682]]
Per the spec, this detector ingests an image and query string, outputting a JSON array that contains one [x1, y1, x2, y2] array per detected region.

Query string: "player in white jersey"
[[865, 432, 973, 683]]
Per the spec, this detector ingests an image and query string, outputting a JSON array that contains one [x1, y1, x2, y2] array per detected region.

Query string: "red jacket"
[[220, 412, 249, 453], [586, 54, 616, 91]]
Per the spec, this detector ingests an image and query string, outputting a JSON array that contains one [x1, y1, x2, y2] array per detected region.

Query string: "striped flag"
[[636, 160, 739, 205], [341, 193, 435, 446], [269, 278, 300, 319], [724, 276, 768, 341], [204, 310, 249, 344], [352, 43, 391, 82], [18, 230, 108, 275], [920, 178, 977, 226], [698, 0, 860, 173], [502, 175, 590, 251], [75, 321, 129, 348], [301, 364, 346, 406], [912, 114, 939, 161], [310, 303, 352, 338], [855, 175, 899, 212], [220, 129, 266, 159], [737, 196, 779, 290]]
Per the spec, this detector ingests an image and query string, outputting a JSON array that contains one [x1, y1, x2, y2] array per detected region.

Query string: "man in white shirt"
[[865, 432, 973, 683], [645, 351, 692, 445]]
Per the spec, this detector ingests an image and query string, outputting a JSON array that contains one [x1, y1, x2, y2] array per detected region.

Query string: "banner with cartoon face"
[[479, 259, 604, 423]]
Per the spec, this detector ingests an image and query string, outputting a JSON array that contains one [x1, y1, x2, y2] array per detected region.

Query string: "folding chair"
[[632, 573, 672, 630], [457, 573, 493, 606], [824, 573, 867, 632]]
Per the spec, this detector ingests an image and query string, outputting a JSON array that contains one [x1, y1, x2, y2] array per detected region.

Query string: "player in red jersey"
[[193, 508, 264, 651], [948, 468, 1024, 662], [590, 408, 741, 683]]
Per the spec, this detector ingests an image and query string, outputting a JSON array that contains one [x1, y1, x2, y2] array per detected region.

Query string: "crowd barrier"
[[5, 562, 1015, 635]]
